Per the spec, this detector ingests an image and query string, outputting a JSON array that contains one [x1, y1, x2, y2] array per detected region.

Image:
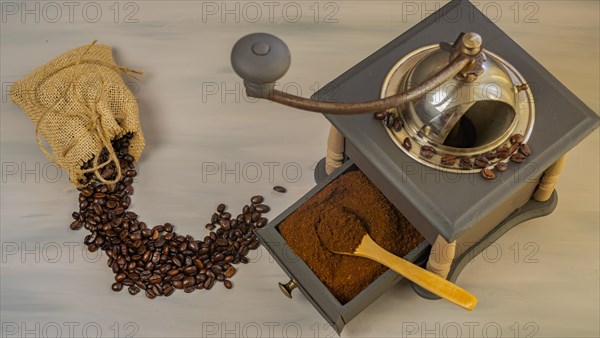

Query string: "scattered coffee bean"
[[510, 133, 524, 144], [256, 218, 268, 228], [484, 152, 497, 161], [111, 282, 123, 292], [440, 155, 456, 166], [402, 138, 412, 151], [250, 195, 263, 204], [254, 204, 270, 213], [419, 146, 435, 159], [392, 118, 403, 132], [519, 143, 532, 157], [481, 168, 496, 180], [217, 203, 226, 213], [474, 155, 490, 168], [273, 186, 287, 193], [373, 112, 386, 120], [459, 157, 473, 169], [145, 289, 156, 299], [384, 114, 395, 128], [509, 142, 520, 155], [496, 162, 508, 172], [511, 153, 527, 163], [70, 220, 83, 230]]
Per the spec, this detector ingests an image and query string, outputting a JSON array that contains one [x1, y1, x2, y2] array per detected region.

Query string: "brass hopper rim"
[[380, 45, 536, 174]]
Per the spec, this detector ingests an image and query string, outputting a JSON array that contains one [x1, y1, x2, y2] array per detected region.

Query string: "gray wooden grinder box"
[[255, 0, 599, 334]]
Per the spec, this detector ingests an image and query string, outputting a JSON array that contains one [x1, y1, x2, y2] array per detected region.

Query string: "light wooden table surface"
[[1, 1, 598, 337]]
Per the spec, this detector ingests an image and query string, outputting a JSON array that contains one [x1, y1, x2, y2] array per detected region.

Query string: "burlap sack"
[[10, 41, 144, 186]]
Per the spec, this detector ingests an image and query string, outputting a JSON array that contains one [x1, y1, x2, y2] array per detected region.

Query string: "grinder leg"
[[325, 126, 345, 175], [426, 235, 456, 279], [533, 154, 568, 202]]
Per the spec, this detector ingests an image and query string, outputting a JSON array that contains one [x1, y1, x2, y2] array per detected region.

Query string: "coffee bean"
[[224, 266, 236, 278], [188, 241, 199, 252], [204, 278, 215, 290], [70, 221, 83, 230], [511, 153, 527, 163], [254, 204, 270, 213], [250, 195, 264, 204], [163, 285, 175, 297], [81, 188, 93, 197], [402, 138, 412, 151], [384, 114, 395, 128], [273, 186, 286, 193], [115, 273, 126, 282], [149, 274, 162, 284], [93, 192, 106, 199], [182, 276, 195, 288], [509, 142, 520, 155], [111, 282, 123, 292], [223, 280, 233, 289], [519, 143, 532, 157], [212, 253, 225, 263], [220, 220, 231, 231], [496, 162, 508, 172], [474, 155, 490, 168], [184, 266, 197, 275], [441, 155, 456, 166], [459, 157, 473, 169], [392, 118, 403, 132], [484, 152, 497, 161], [256, 218, 268, 228], [172, 280, 183, 289], [373, 112, 386, 120], [145, 289, 156, 299], [128, 285, 140, 295], [481, 168, 496, 180], [510, 133, 524, 144], [420, 147, 434, 159], [497, 150, 510, 160]]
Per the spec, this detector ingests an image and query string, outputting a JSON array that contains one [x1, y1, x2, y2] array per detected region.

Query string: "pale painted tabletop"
[[1, 1, 598, 337]]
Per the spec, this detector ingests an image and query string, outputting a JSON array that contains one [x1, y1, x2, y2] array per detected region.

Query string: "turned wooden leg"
[[533, 154, 568, 202], [426, 235, 456, 279], [325, 125, 344, 175]]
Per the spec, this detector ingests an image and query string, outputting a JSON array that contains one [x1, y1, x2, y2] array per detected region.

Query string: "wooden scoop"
[[316, 207, 477, 311]]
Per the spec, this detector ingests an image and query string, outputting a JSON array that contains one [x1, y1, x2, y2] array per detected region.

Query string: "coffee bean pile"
[[374, 113, 533, 181], [70, 133, 271, 298]]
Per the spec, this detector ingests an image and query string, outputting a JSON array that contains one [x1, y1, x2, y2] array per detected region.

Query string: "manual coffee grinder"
[[230, 0, 599, 334]]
